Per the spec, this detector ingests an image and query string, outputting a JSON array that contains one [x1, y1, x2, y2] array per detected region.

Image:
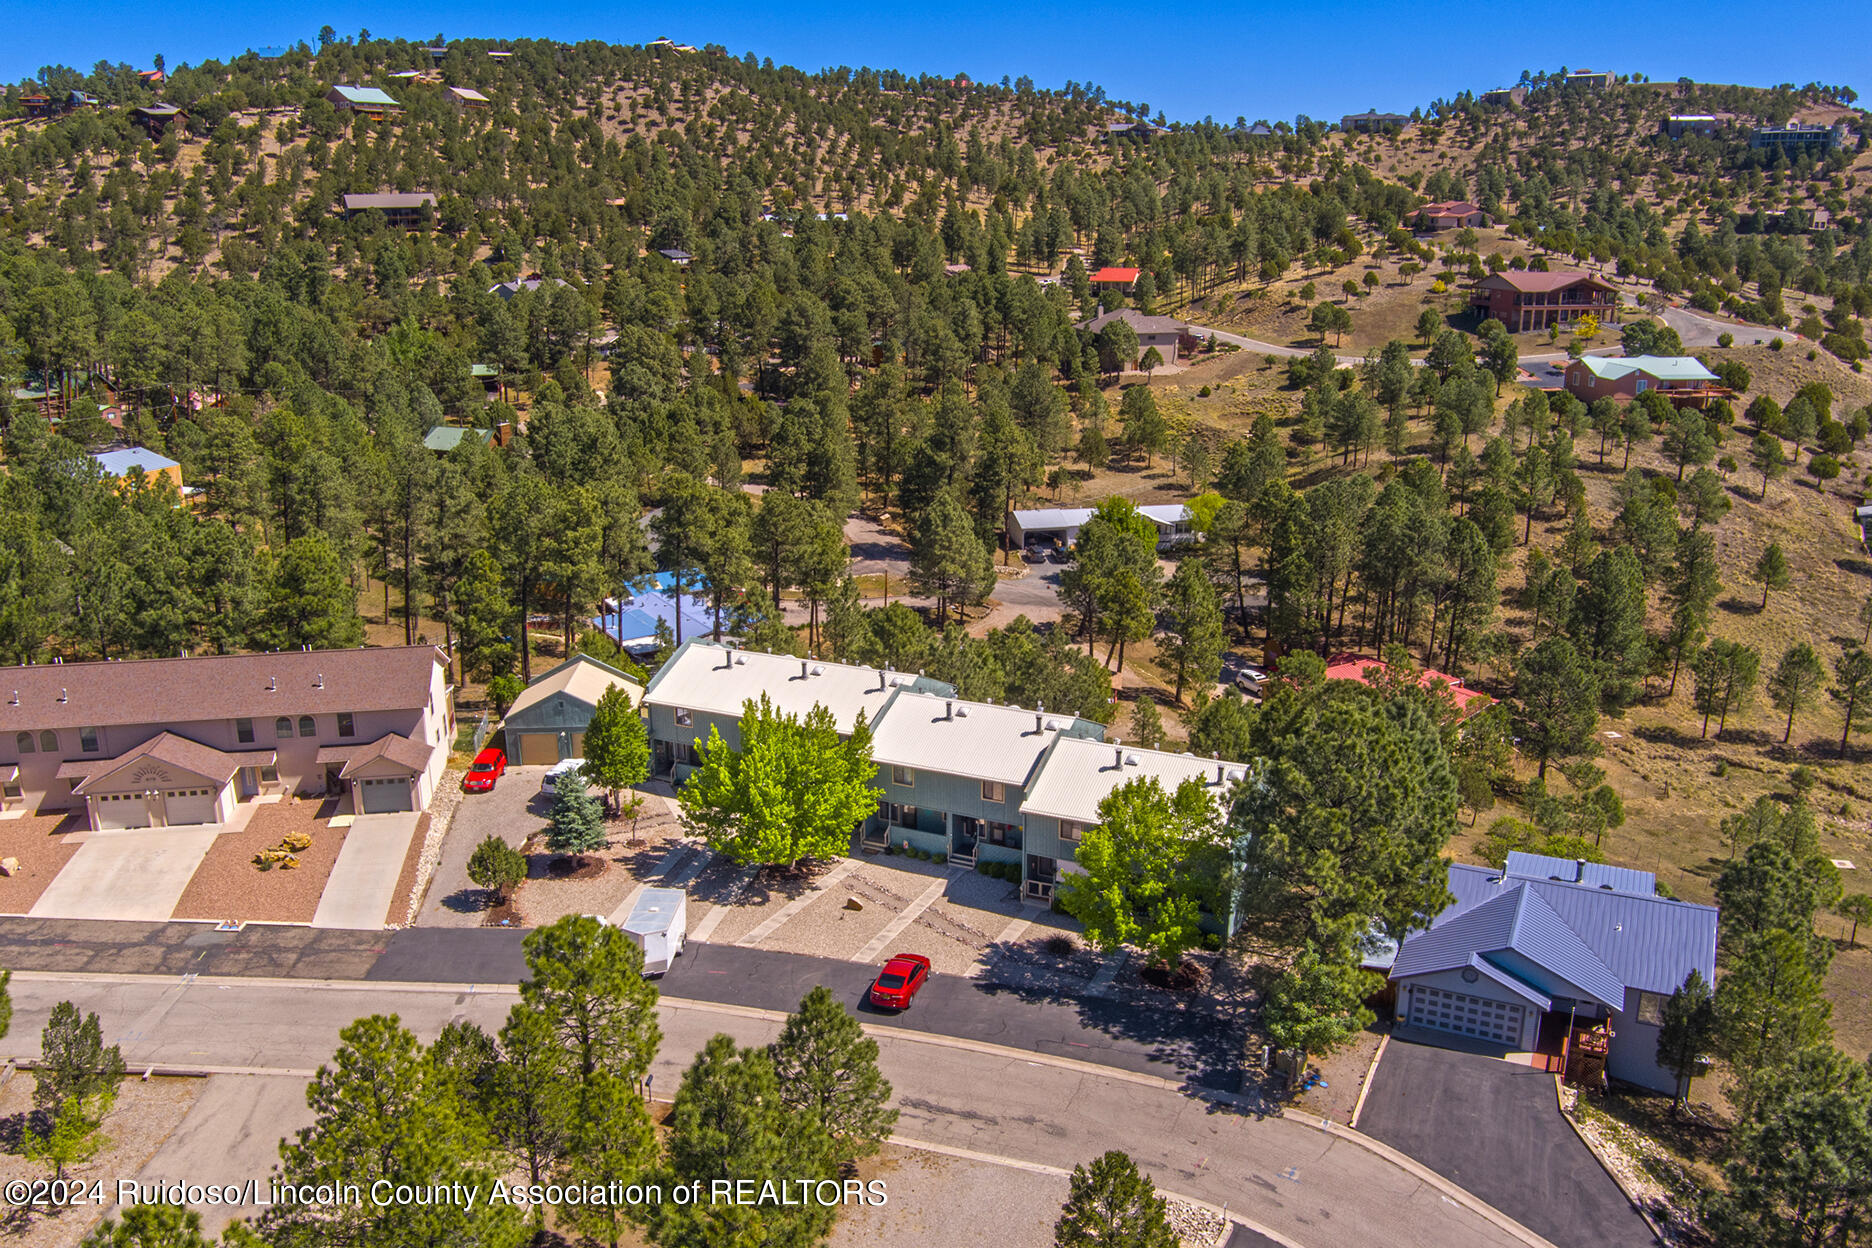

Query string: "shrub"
[[1044, 934, 1077, 957], [1770, 338, 1785, 352], [1197, 385, 1212, 397], [1717, 332, 1734, 348], [1714, 760, 1729, 777], [933, 852, 947, 864], [975, 860, 991, 874]]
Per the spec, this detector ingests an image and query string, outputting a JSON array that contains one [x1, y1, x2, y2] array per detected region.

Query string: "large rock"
[[0, 856, 18, 877]]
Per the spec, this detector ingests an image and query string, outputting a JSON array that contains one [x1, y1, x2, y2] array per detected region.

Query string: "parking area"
[[1356, 1032, 1655, 1248]]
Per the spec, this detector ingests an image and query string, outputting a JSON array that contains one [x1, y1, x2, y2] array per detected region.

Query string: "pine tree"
[[768, 986, 898, 1160], [34, 1001, 125, 1118], [1161, 558, 1224, 705], [1754, 542, 1791, 609], [546, 774, 608, 859], [907, 489, 995, 626], [1128, 696, 1165, 749], [1766, 642, 1827, 744], [1655, 969, 1716, 1113], [467, 835, 527, 903], [1054, 1150, 1177, 1248]]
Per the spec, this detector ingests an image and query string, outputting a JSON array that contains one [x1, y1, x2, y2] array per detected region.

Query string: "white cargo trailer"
[[622, 888, 687, 975]]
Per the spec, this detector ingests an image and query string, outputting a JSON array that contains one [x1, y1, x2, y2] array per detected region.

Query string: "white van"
[[542, 758, 586, 794]]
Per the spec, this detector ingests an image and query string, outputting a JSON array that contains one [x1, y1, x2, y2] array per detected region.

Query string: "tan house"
[[92, 447, 183, 497], [1415, 201, 1486, 231], [1078, 307, 1189, 366], [447, 86, 491, 112], [0, 647, 452, 827], [502, 654, 644, 765]]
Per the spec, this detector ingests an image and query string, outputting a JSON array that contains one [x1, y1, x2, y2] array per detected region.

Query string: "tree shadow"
[[1837, 558, 1872, 579], [1716, 596, 1762, 615], [438, 886, 494, 915], [1632, 723, 1706, 750]]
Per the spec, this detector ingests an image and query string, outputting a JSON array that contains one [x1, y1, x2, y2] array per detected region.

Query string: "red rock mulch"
[[382, 812, 431, 926], [0, 813, 84, 913], [170, 799, 348, 924]]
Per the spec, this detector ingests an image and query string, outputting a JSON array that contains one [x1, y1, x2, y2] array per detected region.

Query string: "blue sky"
[[6, 1, 1864, 124]]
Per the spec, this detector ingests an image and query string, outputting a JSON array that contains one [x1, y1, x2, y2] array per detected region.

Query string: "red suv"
[[464, 747, 506, 792], [868, 953, 931, 1010]]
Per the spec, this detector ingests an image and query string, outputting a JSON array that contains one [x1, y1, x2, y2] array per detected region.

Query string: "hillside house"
[[21, 94, 55, 119], [593, 573, 713, 656], [0, 647, 453, 826], [502, 654, 644, 765], [447, 86, 491, 112], [326, 85, 404, 120], [488, 276, 570, 300], [1106, 121, 1165, 139], [91, 447, 184, 497], [1414, 201, 1486, 231], [138, 69, 165, 85], [659, 249, 694, 266], [1321, 655, 1490, 719], [422, 426, 494, 453], [1078, 307, 1189, 366], [342, 193, 436, 228], [1479, 86, 1527, 108], [1563, 69, 1615, 88], [1564, 355, 1725, 408], [1342, 110, 1411, 133], [1750, 122, 1850, 152], [1387, 853, 1717, 1093], [1662, 115, 1719, 138], [1005, 503, 1195, 551], [1088, 266, 1141, 292], [1469, 269, 1618, 333], [130, 103, 185, 139]]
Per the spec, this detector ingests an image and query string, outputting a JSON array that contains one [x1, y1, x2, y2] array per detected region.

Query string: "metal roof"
[[642, 639, 953, 736], [1575, 355, 1718, 383], [624, 887, 685, 935], [1020, 733, 1242, 824], [422, 426, 492, 451], [869, 691, 1105, 788], [1010, 503, 1191, 533], [343, 193, 435, 211], [1505, 851, 1656, 896], [505, 654, 642, 723], [448, 86, 490, 103], [1398, 863, 1719, 999], [92, 447, 179, 478], [1390, 885, 1624, 1008], [329, 85, 401, 107]]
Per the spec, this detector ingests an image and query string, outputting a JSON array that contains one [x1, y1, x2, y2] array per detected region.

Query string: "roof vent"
[[267, 675, 277, 692], [1114, 745, 1124, 768], [57, 688, 67, 703], [1600, 883, 1616, 890], [955, 705, 969, 718], [1034, 712, 1044, 734], [809, 664, 825, 677], [1124, 753, 1140, 766], [734, 654, 746, 666], [800, 660, 809, 679], [1225, 768, 1247, 783], [314, 672, 324, 689], [945, 700, 954, 720]]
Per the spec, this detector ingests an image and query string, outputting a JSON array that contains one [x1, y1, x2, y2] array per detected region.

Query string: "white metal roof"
[[642, 640, 952, 735], [1020, 733, 1244, 824], [1010, 503, 1190, 532], [868, 691, 1104, 787]]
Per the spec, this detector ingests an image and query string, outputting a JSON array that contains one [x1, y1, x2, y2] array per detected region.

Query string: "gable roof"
[[334, 731, 433, 778], [1420, 201, 1481, 217], [447, 86, 490, 103], [642, 639, 954, 736], [422, 426, 493, 452], [1021, 733, 1244, 824], [1088, 266, 1141, 284], [68, 732, 275, 793], [1574, 355, 1718, 383], [505, 654, 643, 722], [0, 647, 444, 734], [1395, 862, 1719, 1000], [92, 447, 179, 478], [1505, 851, 1657, 896], [869, 691, 1105, 787], [1320, 656, 1491, 718], [1079, 307, 1187, 336], [343, 192, 435, 212], [487, 276, 567, 299], [1390, 885, 1625, 1008], [1478, 268, 1615, 294], [329, 85, 401, 107]]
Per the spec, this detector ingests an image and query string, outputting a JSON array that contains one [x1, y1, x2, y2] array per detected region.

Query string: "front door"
[[952, 816, 979, 854]]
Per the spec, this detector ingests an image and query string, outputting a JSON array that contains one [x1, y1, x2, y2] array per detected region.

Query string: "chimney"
[[1576, 858, 1587, 882]]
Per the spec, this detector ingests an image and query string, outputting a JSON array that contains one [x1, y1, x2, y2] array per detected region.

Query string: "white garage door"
[[94, 792, 152, 830], [360, 776, 412, 813], [162, 787, 218, 826], [1406, 985, 1526, 1046]]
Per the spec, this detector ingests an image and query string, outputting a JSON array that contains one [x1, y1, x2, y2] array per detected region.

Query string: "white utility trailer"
[[622, 887, 687, 975]]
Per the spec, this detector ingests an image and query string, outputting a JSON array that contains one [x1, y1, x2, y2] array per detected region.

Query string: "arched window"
[[16, 731, 34, 754], [276, 717, 293, 738], [39, 730, 57, 753], [298, 716, 316, 738]]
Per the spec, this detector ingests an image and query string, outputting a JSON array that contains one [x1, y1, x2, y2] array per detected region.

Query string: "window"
[[1058, 819, 1085, 843], [882, 802, 919, 829], [980, 779, 1005, 803], [276, 717, 293, 738], [236, 718, 255, 744], [79, 727, 99, 753], [988, 821, 1022, 849], [298, 716, 316, 738], [891, 765, 913, 788], [673, 741, 701, 767], [675, 708, 692, 727], [259, 765, 280, 784], [337, 712, 355, 738], [38, 730, 57, 753], [1635, 991, 1667, 1027], [16, 731, 34, 754]]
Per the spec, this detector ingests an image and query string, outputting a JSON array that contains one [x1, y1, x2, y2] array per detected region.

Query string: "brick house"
[[1469, 269, 1619, 333], [1563, 355, 1726, 408]]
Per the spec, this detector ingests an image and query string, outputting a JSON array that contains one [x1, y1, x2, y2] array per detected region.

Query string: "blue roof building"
[[1388, 857, 1717, 1092], [594, 574, 715, 654]]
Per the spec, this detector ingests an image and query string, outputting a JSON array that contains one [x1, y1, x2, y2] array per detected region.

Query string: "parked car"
[[1048, 546, 1072, 564], [464, 747, 506, 792], [1233, 666, 1268, 695], [867, 953, 932, 1010], [542, 757, 586, 794]]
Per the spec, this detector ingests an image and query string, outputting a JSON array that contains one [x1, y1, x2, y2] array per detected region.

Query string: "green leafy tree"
[[1053, 1150, 1177, 1248], [1118, 385, 1168, 465], [1415, 307, 1442, 343], [1057, 776, 1228, 968], [22, 1094, 110, 1181], [467, 835, 526, 903], [1655, 969, 1717, 1113], [1754, 542, 1791, 609], [581, 683, 649, 819], [647, 1033, 836, 1248], [768, 986, 898, 1161], [1716, 837, 1839, 951], [519, 915, 662, 1088], [1767, 642, 1827, 744], [546, 773, 608, 858], [1264, 926, 1378, 1073], [1161, 558, 1225, 705], [679, 695, 879, 866], [1693, 638, 1761, 739], [260, 1014, 525, 1248], [1511, 637, 1599, 778], [1833, 646, 1872, 758]]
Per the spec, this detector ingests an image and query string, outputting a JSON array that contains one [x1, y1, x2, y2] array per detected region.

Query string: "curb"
[[1349, 1030, 1389, 1129], [1552, 1074, 1668, 1245]]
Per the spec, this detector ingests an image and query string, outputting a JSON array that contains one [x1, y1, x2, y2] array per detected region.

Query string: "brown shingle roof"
[[0, 647, 444, 734], [1079, 307, 1187, 336], [67, 733, 277, 793]]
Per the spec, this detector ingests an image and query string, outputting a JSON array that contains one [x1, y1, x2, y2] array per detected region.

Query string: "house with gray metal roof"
[[1005, 502, 1195, 551], [1388, 858, 1718, 1091]]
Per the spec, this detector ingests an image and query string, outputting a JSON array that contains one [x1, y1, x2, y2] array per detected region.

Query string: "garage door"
[[162, 787, 219, 826], [360, 776, 412, 813], [518, 733, 559, 766], [95, 792, 152, 830], [1406, 985, 1527, 1046]]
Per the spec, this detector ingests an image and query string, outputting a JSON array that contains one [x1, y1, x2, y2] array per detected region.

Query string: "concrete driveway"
[[27, 827, 220, 921], [1356, 1032, 1654, 1248], [310, 812, 420, 929], [417, 764, 553, 925]]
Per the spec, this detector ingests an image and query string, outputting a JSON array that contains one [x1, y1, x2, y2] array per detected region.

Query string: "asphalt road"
[[2, 973, 1541, 1248], [1356, 1034, 1654, 1248], [1658, 304, 1794, 350]]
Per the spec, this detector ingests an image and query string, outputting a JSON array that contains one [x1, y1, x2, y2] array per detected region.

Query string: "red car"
[[464, 747, 506, 792], [868, 953, 931, 1010]]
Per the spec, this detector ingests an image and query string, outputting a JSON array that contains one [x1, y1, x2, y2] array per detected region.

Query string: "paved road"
[[1, 973, 1542, 1248], [1356, 1034, 1653, 1248], [1659, 304, 1793, 350]]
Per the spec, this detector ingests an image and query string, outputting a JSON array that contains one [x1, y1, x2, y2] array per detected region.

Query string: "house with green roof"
[[1563, 355, 1726, 409], [326, 85, 404, 119], [423, 426, 494, 453]]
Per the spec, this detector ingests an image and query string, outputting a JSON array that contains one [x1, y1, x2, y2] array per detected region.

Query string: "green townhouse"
[[644, 638, 1252, 904]]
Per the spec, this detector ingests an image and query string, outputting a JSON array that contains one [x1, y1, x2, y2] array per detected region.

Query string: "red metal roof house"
[[1469, 269, 1618, 333], [1089, 266, 1141, 289]]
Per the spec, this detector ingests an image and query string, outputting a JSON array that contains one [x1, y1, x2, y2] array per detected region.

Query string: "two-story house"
[[640, 640, 954, 783], [1469, 269, 1619, 333], [0, 647, 452, 828]]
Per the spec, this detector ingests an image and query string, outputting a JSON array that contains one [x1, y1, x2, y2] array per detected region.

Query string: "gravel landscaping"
[[0, 1073, 204, 1247], [398, 768, 464, 925], [0, 814, 81, 914], [761, 859, 930, 959], [170, 800, 345, 925], [381, 813, 431, 926]]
